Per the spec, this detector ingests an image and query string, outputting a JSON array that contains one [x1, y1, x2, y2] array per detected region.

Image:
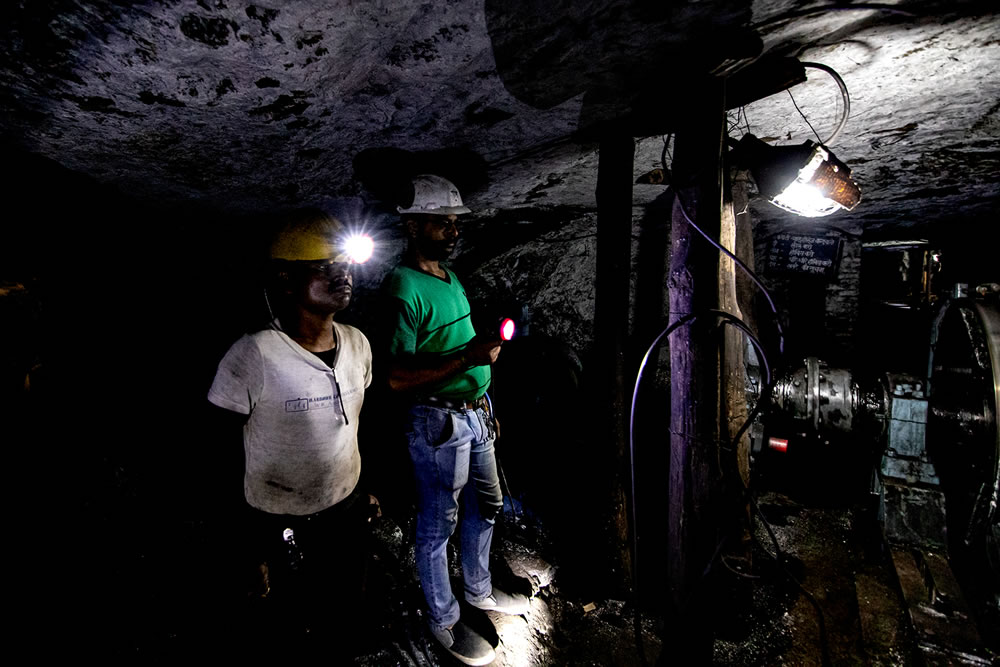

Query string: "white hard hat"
[[397, 174, 471, 216]]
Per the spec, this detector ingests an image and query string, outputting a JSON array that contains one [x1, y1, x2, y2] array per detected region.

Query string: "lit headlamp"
[[343, 234, 374, 264]]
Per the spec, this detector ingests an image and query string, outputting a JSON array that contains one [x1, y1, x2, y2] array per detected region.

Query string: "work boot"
[[466, 586, 530, 615], [431, 620, 496, 666]]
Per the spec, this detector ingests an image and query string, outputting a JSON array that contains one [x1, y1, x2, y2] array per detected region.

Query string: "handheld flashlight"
[[499, 318, 516, 341], [343, 234, 374, 264]]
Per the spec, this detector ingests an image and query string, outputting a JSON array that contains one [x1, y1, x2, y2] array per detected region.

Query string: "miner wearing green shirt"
[[384, 175, 529, 666]]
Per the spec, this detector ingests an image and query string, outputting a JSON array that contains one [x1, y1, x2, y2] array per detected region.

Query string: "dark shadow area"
[[5, 141, 994, 664], [484, 0, 756, 112], [1, 145, 658, 663], [485, 0, 760, 138], [352, 146, 490, 213]]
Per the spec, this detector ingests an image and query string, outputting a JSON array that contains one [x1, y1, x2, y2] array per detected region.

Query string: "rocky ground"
[[60, 481, 950, 665]]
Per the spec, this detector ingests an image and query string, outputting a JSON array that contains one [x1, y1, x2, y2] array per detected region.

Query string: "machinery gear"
[[397, 174, 471, 216]]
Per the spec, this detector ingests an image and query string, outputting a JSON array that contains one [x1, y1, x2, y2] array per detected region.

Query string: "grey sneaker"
[[431, 620, 496, 666], [466, 587, 530, 615]]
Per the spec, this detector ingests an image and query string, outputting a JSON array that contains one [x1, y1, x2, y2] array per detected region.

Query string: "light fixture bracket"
[[730, 134, 860, 217]]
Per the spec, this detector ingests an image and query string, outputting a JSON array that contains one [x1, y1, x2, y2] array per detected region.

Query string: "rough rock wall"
[[0, 0, 582, 211], [8, 2, 993, 228], [744, 10, 1000, 232], [457, 207, 664, 363]]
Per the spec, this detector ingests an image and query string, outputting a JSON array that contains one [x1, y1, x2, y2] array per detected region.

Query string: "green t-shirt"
[[386, 264, 491, 401]]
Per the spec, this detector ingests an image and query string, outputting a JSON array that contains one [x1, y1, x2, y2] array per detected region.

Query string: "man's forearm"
[[387, 354, 468, 393]]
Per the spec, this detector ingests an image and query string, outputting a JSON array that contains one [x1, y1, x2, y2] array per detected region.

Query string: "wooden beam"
[[595, 132, 636, 591], [664, 79, 725, 660]]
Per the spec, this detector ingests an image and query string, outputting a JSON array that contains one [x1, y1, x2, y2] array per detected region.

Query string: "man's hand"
[[464, 337, 502, 367], [388, 337, 502, 393], [367, 494, 382, 523]]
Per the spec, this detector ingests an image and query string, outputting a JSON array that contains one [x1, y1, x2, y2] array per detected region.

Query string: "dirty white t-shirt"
[[208, 322, 372, 515]]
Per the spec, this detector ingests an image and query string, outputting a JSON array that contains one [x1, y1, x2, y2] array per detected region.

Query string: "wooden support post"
[[595, 133, 635, 591], [720, 170, 750, 502], [664, 80, 726, 660]]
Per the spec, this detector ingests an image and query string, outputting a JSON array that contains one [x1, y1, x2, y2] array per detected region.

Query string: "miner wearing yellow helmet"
[[208, 207, 375, 651]]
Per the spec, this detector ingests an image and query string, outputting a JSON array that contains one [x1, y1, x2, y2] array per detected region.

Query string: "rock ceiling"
[[1, 1, 997, 235]]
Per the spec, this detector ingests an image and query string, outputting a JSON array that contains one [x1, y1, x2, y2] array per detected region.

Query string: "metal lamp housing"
[[735, 134, 861, 218]]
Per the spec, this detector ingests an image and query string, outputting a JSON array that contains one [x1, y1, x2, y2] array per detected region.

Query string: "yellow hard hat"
[[269, 208, 349, 262]]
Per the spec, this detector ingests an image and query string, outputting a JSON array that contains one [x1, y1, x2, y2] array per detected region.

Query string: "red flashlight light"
[[768, 437, 789, 453], [500, 318, 516, 341]]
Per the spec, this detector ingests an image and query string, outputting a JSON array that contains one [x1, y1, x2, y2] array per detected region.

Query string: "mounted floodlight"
[[499, 317, 516, 341], [343, 233, 374, 264], [732, 134, 861, 218]]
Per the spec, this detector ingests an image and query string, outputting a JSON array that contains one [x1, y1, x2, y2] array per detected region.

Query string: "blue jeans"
[[406, 403, 503, 631]]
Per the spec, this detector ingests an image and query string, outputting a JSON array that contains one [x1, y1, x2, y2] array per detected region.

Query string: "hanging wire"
[[483, 391, 520, 522], [800, 62, 851, 145], [727, 109, 744, 134], [673, 191, 786, 356], [625, 303, 828, 665], [628, 310, 772, 666], [749, 495, 832, 667], [264, 288, 276, 322], [660, 134, 673, 171], [787, 88, 825, 145], [753, 3, 916, 30], [626, 119, 843, 662], [625, 311, 828, 665], [721, 552, 762, 580], [742, 62, 849, 147]]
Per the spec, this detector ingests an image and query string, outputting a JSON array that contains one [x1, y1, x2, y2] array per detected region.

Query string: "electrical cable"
[[722, 351, 832, 667], [749, 495, 832, 667], [723, 375, 832, 667], [629, 140, 836, 661], [264, 288, 276, 323], [673, 192, 786, 356], [725, 387, 833, 667], [660, 134, 673, 171], [333, 370, 350, 426], [734, 63, 849, 150], [627, 310, 693, 667], [753, 3, 917, 30], [654, 154, 785, 358], [787, 88, 825, 145], [626, 308, 829, 665], [484, 391, 520, 522], [627, 308, 828, 663], [628, 309, 772, 666], [660, 126, 792, 366], [720, 356, 831, 667], [721, 553, 762, 580], [799, 62, 851, 146]]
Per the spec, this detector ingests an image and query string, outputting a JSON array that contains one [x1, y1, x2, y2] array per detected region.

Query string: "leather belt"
[[422, 394, 488, 412]]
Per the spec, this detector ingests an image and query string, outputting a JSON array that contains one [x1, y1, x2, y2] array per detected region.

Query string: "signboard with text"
[[766, 233, 843, 278]]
